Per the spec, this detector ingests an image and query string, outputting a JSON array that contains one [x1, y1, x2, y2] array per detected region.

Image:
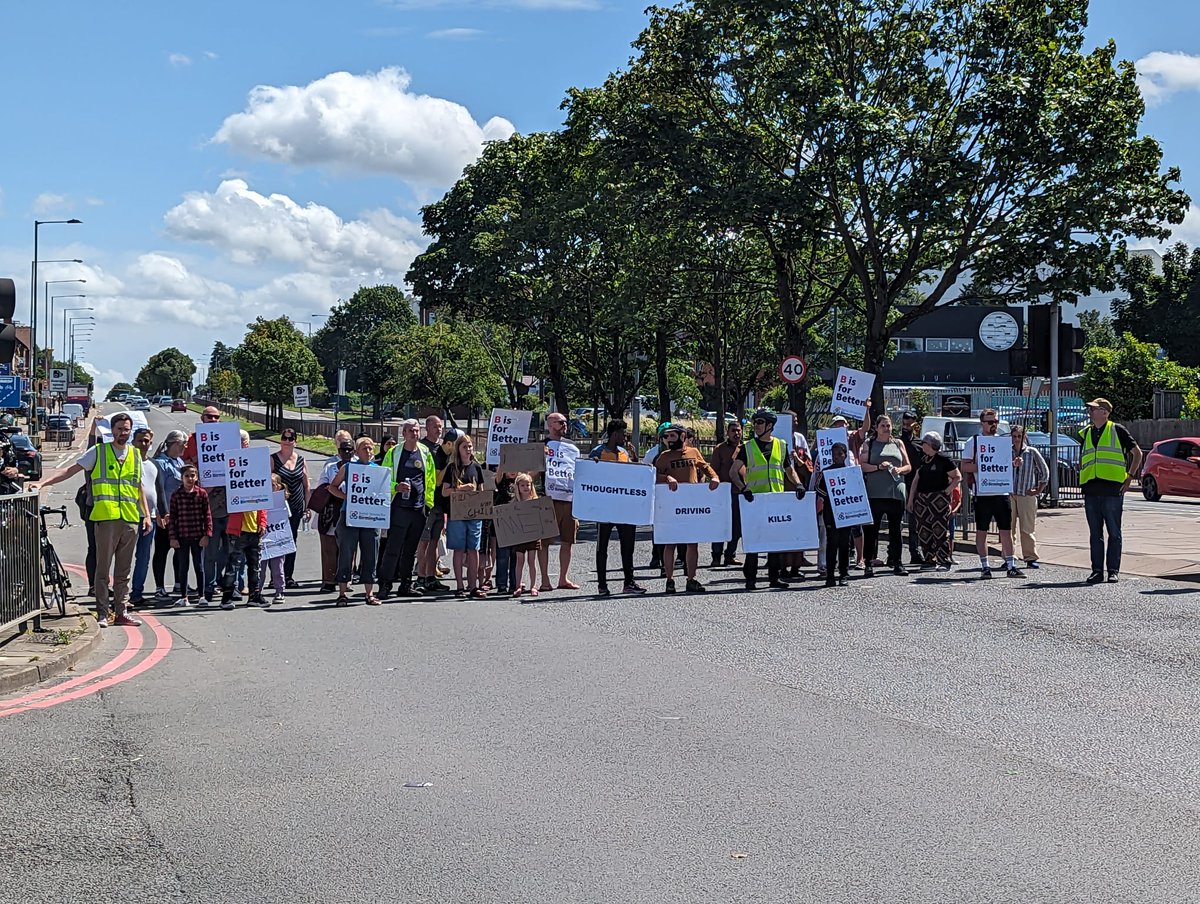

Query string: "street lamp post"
[[67, 316, 93, 375], [45, 279, 86, 352], [31, 220, 82, 433], [47, 294, 86, 399]]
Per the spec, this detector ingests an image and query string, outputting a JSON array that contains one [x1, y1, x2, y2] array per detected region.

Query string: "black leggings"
[[152, 525, 174, 589], [865, 497, 905, 566], [173, 539, 204, 595], [596, 522, 636, 586]]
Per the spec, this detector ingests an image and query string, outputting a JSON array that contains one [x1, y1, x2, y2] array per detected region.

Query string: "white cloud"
[[32, 192, 69, 214], [1130, 202, 1200, 252], [212, 67, 515, 185], [168, 52, 192, 67], [204, 50, 218, 60], [1136, 51, 1200, 104], [163, 179, 425, 277], [80, 363, 131, 398], [428, 28, 485, 40]]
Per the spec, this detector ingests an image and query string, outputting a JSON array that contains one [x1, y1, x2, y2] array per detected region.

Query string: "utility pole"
[[1049, 301, 1060, 506]]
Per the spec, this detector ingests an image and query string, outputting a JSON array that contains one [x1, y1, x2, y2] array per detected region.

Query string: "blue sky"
[[2, 0, 1198, 394]]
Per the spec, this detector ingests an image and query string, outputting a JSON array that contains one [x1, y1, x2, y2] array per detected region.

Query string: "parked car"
[[171, 398, 187, 412], [44, 414, 74, 443], [9, 432, 42, 478], [1140, 437, 1200, 501], [1025, 432, 1081, 500]]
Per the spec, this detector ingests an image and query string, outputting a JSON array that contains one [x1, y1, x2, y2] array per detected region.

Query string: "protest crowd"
[[31, 365, 1142, 624]]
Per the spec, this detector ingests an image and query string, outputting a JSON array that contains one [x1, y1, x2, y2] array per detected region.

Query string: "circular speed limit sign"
[[778, 355, 807, 384]]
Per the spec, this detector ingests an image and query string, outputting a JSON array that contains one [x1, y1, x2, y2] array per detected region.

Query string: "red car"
[[171, 399, 187, 412], [1140, 437, 1200, 501]]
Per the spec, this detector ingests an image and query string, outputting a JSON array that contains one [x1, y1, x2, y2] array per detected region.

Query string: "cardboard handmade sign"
[[492, 497, 560, 547], [816, 426, 850, 469], [344, 463, 391, 528], [450, 489, 494, 521], [261, 490, 297, 561], [225, 446, 272, 513], [823, 466, 874, 528], [830, 367, 875, 420], [571, 459, 655, 525], [499, 442, 547, 473], [652, 481, 731, 545], [739, 491, 819, 553], [974, 435, 1013, 496], [486, 408, 534, 465], [194, 421, 241, 488]]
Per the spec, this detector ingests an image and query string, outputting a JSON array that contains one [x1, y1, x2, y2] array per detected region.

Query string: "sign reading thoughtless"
[[571, 459, 655, 525]]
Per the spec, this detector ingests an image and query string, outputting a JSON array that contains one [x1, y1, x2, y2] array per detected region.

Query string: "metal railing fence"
[[0, 492, 41, 633]]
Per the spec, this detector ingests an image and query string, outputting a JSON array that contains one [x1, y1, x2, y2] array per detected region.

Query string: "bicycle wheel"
[[44, 546, 71, 618]]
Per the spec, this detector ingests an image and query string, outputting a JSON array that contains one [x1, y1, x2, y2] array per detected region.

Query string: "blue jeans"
[[131, 521, 155, 601], [1084, 494, 1124, 574]]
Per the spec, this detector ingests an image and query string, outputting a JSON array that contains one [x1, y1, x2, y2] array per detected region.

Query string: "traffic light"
[[0, 278, 16, 368], [1026, 305, 1053, 375], [1059, 323, 1086, 376]]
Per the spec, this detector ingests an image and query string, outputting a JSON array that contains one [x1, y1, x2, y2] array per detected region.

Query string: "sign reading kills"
[[739, 492, 820, 554], [225, 446, 272, 513]]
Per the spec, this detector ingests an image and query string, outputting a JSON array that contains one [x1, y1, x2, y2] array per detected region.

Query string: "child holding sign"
[[815, 444, 852, 587], [511, 474, 543, 600], [260, 473, 289, 606]]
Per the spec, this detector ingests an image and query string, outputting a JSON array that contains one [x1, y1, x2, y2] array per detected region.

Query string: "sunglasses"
[[281, 434, 296, 441], [202, 415, 219, 421], [981, 419, 998, 425], [752, 419, 768, 425]]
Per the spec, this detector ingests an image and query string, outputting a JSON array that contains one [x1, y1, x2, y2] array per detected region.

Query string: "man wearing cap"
[[1080, 397, 1141, 584], [899, 410, 924, 566], [729, 409, 808, 590]]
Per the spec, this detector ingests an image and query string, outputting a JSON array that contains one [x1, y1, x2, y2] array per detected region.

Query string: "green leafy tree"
[[379, 323, 502, 417], [579, 0, 1187, 409], [310, 285, 417, 403], [1077, 310, 1119, 350], [136, 348, 196, 395], [209, 368, 242, 401], [1114, 244, 1200, 365], [1078, 332, 1198, 420], [232, 318, 325, 430], [209, 341, 235, 375], [105, 381, 135, 401]]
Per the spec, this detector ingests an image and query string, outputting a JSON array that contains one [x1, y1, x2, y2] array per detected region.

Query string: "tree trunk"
[[655, 328, 670, 423], [545, 341, 570, 414], [864, 305, 891, 414]]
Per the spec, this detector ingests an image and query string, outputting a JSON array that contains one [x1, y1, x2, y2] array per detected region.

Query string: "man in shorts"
[[541, 411, 580, 590], [959, 408, 1024, 579]]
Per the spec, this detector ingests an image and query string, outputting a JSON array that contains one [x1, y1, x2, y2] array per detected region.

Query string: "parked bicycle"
[[39, 505, 72, 618]]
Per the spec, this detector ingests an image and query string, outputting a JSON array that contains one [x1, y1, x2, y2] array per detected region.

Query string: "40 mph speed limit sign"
[[778, 355, 807, 384]]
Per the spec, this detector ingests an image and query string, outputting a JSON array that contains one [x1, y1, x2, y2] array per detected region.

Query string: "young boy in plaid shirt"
[[168, 464, 212, 607]]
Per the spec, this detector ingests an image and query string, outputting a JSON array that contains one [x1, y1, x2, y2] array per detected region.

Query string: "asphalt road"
[[3, 406, 1200, 903]]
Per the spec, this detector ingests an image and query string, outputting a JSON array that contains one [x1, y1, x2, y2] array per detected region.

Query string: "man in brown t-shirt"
[[655, 424, 720, 593]]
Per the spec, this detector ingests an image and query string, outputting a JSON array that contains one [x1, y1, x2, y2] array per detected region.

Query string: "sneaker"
[[220, 597, 236, 610], [285, 578, 299, 590], [597, 585, 611, 597], [154, 588, 169, 601], [1006, 567, 1026, 579], [665, 578, 677, 594], [398, 586, 424, 598], [176, 596, 189, 607], [231, 591, 243, 603], [1086, 571, 1104, 585], [979, 568, 993, 580], [1025, 560, 1041, 570], [685, 579, 705, 593], [709, 557, 721, 569], [892, 565, 909, 577], [723, 557, 742, 567], [113, 614, 142, 627], [195, 598, 211, 608], [920, 561, 936, 571], [622, 582, 647, 595], [272, 593, 285, 605], [837, 577, 849, 587], [96, 613, 112, 628], [935, 564, 951, 572], [768, 579, 790, 590], [259, 596, 273, 609], [424, 578, 450, 592], [319, 583, 336, 593], [1107, 572, 1119, 583]]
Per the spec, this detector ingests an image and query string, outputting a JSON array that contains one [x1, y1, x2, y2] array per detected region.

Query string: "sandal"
[[513, 586, 525, 598], [366, 595, 382, 606], [529, 587, 539, 597], [469, 588, 486, 599]]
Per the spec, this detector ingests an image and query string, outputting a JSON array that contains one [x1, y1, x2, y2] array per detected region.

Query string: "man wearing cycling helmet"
[[729, 409, 808, 590]]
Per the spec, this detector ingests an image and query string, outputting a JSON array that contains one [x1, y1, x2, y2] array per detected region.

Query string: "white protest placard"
[[344, 463, 392, 528], [571, 459, 655, 525], [293, 384, 310, 408], [974, 435, 1013, 496], [816, 427, 850, 469], [830, 367, 875, 420], [262, 490, 296, 561], [195, 421, 241, 488], [544, 440, 579, 497], [225, 446, 273, 513], [95, 411, 150, 443], [776, 413, 794, 452], [652, 481, 732, 545], [486, 408, 534, 465], [739, 491, 819, 553], [823, 466, 874, 528]]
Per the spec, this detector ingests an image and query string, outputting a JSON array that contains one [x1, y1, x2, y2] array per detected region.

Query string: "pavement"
[[0, 604, 102, 695]]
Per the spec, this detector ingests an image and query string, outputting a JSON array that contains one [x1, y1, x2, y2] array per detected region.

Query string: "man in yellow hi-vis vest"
[[37, 411, 154, 626], [1080, 397, 1142, 584]]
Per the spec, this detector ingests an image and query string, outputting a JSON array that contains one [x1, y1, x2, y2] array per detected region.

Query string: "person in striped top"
[[1009, 425, 1049, 569]]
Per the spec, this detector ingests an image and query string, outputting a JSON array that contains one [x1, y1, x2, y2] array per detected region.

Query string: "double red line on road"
[[0, 613, 173, 719]]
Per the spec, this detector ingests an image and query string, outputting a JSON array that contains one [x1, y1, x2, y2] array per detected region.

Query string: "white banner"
[[652, 481, 732, 545], [776, 412, 794, 453], [816, 426, 850, 469], [830, 367, 875, 420], [293, 384, 310, 407], [486, 408, 533, 465], [226, 446, 273, 513], [195, 421, 241, 488], [974, 435, 1014, 496], [823, 466, 874, 528], [571, 459, 655, 525], [261, 490, 296, 561], [739, 491, 819, 553], [344, 463, 391, 528]]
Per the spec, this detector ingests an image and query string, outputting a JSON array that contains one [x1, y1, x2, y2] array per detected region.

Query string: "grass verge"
[[186, 404, 338, 457]]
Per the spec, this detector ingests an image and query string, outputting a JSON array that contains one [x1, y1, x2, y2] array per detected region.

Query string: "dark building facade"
[[882, 305, 1025, 388]]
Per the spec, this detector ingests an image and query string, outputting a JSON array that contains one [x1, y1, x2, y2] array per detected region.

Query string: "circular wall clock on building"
[[978, 311, 1020, 351]]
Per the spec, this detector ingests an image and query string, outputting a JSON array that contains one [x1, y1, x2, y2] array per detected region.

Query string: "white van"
[[919, 416, 1010, 457], [61, 403, 84, 424]]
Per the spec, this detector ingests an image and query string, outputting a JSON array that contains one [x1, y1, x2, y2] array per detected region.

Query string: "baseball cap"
[[443, 427, 462, 443], [830, 415, 848, 426], [1086, 398, 1113, 412]]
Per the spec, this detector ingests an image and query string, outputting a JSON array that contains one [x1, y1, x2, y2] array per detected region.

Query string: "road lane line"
[[0, 626, 142, 712]]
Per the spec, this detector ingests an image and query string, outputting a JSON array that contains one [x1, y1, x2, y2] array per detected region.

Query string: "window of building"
[[896, 338, 923, 354], [948, 338, 974, 353], [925, 338, 950, 353]]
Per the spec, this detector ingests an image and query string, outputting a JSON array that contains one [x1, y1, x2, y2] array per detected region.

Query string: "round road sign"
[[778, 355, 807, 384]]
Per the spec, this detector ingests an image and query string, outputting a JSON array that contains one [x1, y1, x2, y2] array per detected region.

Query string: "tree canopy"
[[311, 285, 417, 398], [232, 317, 324, 429], [136, 348, 196, 395]]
